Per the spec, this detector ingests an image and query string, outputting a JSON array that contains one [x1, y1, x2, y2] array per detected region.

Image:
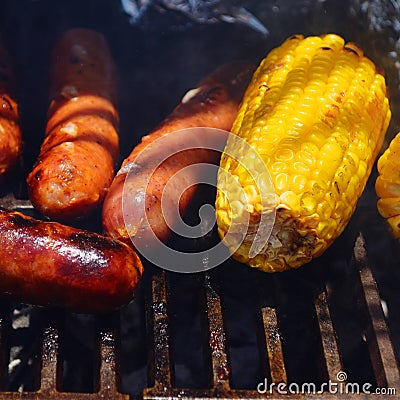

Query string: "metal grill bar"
[[39, 325, 60, 394], [314, 290, 343, 382], [145, 270, 173, 393], [261, 306, 287, 384], [0, 194, 32, 211], [97, 321, 128, 399], [204, 273, 230, 390], [354, 233, 400, 391]]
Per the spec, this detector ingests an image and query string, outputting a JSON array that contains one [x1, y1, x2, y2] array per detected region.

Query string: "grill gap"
[[272, 269, 326, 386], [0, 302, 10, 390], [60, 313, 97, 393], [168, 272, 210, 389], [217, 262, 265, 390], [119, 285, 147, 399], [4, 305, 42, 393]]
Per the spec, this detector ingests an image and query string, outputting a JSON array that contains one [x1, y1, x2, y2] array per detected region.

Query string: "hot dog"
[[102, 61, 254, 249], [0, 39, 22, 180], [26, 28, 119, 221], [0, 208, 143, 313]]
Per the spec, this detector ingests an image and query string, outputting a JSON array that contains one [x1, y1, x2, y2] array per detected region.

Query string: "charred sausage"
[[102, 61, 254, 249], [0, 39, 22, 180], [0, 208, 143, 313], [27, 28, 119, 221]]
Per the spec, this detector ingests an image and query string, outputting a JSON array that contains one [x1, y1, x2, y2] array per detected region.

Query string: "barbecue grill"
[[0, 0, 400, 399], [0, 209, 399, 399]]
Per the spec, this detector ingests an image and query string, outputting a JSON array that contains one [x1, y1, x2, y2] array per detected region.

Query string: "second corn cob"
[[215, 33, 391, 273], [375, 132, 400, 237]]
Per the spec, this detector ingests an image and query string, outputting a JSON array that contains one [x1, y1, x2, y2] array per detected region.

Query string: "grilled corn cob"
[[376, 132, 400, 237], [215, 33, 391, 272]]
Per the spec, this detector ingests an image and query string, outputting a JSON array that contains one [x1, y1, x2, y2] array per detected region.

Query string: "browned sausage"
[[102, 61, 254, 250], [0, 39, 22, 180], [26, 28, 119, 221], [0, 208, 143, 313]]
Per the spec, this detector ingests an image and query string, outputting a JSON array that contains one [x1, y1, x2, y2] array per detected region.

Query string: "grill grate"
[[0, 203, 399, 399], [143, 234, 400, 400]]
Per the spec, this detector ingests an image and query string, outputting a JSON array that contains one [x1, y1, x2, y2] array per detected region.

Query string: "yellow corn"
[[215, 34, 391, 273], [376, 132, 400, 237]]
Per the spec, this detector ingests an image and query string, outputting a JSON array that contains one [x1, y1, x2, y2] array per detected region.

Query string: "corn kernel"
[[300, 192, 317, 215], [275, 172, 288, 192], [291, 174, 308, 193], [375, 132, 400, 236]]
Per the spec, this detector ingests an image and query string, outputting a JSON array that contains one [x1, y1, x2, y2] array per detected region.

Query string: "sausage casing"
[[0, 208, 143, 313], [102, 61, 255, 249], [0, 40, 22, 179], [27, 28, 119, 220]]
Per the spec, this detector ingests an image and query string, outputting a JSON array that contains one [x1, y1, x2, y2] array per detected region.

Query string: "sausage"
[[26, 28, 119, 221], [102, 61, 255, 250], [0, 39, 22, 180], [0, 208, 143, 313]]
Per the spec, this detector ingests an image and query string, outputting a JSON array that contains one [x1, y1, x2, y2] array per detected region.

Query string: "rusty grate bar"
[[96, 317, 128, 400], [255, 273, 287, 385], [204, 273, 231, 390], [39, 325, 60, 395], [144, 269, 173, 395], [260, 306, 287, 385], [257, 270, 344, 387], [353, 233, 400, 392], [314, 289, 343, 382], [0, 194, 33, 211]]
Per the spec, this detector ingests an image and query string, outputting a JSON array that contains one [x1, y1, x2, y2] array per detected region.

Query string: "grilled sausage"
[[26, 28, 119, 221], [0, 39, 22, 180], [0, 208, 143, 313], [102, 61, 254, 250]]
